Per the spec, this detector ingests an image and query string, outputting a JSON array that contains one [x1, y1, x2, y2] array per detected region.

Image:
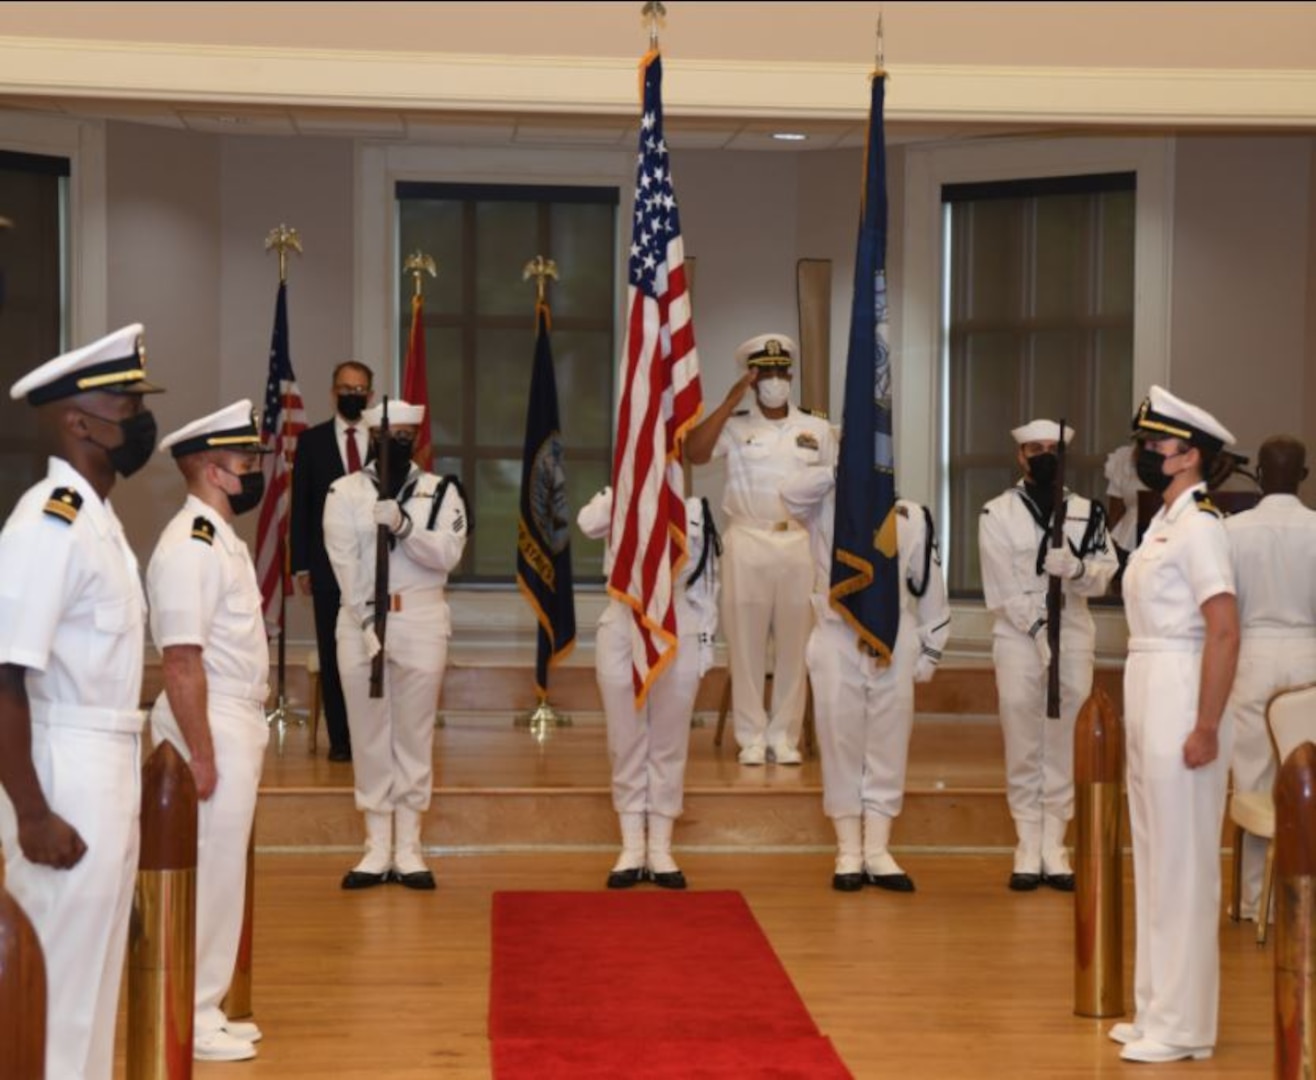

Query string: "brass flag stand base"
[[515, 697, 572, 739]]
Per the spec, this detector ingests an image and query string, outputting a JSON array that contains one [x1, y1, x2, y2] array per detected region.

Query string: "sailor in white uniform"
[[147, 400, 271, 1062], [578, 487, 719, 889], [1110, 385, 1240, 1065], [685, 333, 836, 766], [978, 420, 1117, 891], [781, 466, 950, 893], [323, 400, 467, 890], [0, 324, 162, 1080], [1223, 435, 1316, 921]]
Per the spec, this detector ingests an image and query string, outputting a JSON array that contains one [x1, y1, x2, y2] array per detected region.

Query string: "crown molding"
[[2, 36, 1316, 126]]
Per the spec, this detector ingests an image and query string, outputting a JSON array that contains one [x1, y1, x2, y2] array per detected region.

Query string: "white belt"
[[366, 589, 446, 614], [208, 675, 270, 704], [30, 700, 144, 736], [1127, 636, 1203, 654], [728, 515, 803, 534], [1242, 627, 1316, 641]]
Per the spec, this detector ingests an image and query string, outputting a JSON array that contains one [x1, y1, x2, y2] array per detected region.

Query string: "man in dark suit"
[[290, 361, 374, 761]]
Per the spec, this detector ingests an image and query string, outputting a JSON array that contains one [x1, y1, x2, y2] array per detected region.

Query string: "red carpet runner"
[[490, 890, 852, 1078]]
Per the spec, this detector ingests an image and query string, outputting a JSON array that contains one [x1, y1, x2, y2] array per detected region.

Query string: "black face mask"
[[370, 439, 415, 496], [1025, 452, 1058, 491], [219, 468, 265, 516], [1135, 447, 1177, 493], [86, 408, 157, 478], [337, 394, 368, 422]]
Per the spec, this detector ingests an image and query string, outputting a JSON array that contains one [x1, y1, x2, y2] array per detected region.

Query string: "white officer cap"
[[735, 333, 797, 372], [1011, 419, 1075, 446], [10, 323, 164, 404], [361, 399, 425, 429], [1133, 384, 1235, 452], [159, 399, 268, 459]]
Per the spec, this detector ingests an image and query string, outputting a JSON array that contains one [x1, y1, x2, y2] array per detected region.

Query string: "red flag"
[[607, 50, 703, 706], [255, 281, 307, 630], [402, 291, 433, 470]]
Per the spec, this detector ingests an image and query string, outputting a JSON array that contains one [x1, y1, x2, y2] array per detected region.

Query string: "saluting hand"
[[726, 370, 757, 407], [1183, 726, 1219, 769], [18, 810, 88, 869]]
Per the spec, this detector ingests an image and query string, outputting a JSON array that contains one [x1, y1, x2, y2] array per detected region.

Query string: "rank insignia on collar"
[[191, 516, 216, 545], [43, 487, 83, 524], [795, 432, 820, 451]]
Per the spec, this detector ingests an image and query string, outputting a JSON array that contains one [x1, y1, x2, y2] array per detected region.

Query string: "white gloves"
[[362, 624, 382, 661], [913, 654, 938, 684], [1043, 545, 1084, 581], [372, 499, 406, 534], [1033, 629, 1052, 669]]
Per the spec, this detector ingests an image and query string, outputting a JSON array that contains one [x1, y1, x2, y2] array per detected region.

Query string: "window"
[[942, 173, 1135, 594], [395, 182, 617, 584], [0, 149, 68, 516]]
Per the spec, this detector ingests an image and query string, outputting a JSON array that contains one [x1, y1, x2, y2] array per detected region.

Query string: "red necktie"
[[345, 427, 362, 473]]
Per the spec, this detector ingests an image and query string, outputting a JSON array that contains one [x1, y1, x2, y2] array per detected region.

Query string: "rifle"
[[1045, 419, 1067, 720], [369, 396, 390, 699]]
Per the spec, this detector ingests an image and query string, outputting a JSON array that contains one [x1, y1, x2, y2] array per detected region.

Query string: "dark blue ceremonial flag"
[[516, 303, 576, 694], [829, 71, 900, 661]]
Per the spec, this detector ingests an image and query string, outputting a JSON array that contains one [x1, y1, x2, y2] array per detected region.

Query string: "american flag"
[[607, 50, 703, 705], [255, 281, 307, 631]]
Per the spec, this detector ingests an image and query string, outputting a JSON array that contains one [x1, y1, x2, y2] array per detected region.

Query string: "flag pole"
[[264, 223, 303, 748], [514, 255, 572, 740]]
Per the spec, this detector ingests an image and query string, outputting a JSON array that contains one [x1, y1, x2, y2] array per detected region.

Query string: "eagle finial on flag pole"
[[404, 250, 437, 298], [642, 0, 666, 47], [522, 255, 559, 308], [264, 224, 302, 285]]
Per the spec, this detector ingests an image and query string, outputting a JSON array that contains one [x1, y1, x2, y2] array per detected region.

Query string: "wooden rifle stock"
[[370, 397, 390, 699], [1045, 419, 1067, 719]]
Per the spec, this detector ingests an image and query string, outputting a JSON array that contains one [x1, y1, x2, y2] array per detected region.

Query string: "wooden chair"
[[306, 650, 322, 754], [1228, 682, 1316, 944], [713, 673, 817, 760]]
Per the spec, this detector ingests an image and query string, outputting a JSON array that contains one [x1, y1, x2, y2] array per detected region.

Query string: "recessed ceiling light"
[[772, 132, 808, 142]]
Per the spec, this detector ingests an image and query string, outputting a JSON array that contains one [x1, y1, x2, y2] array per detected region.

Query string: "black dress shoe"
[[1009, 872, 1042, 892], [1043, 873, 1076, 892], [395, 870, 437, 891], [606, 867, 645, 890], [327, 746, 352, 763], [341, 869, 392, 890], [865, 871, 916, 893], [650, 870, 687, 891], [832, 873, 864, 893]]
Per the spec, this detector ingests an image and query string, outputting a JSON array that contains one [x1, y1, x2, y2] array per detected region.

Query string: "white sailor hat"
[[735, 333, 797, 371], [1011, 419, 1075, 446], [159, 399, 268, 459], [10, 323, 163, 405], [1133, 384, 1235, 452], [361, 399, 425, 429]]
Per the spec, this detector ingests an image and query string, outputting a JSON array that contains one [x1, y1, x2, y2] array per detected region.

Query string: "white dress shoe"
[[194, 1029, 257, 1062], [1120, 1037, 1212, 1063], [772, 743, 803, 766], [1107, 1022, 1142, 1045], [224, 1019, 262, 1043], [738, 744, 766, 766]]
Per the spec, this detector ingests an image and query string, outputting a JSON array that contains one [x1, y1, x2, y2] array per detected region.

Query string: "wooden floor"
[[108, 851, 1274, 1080]]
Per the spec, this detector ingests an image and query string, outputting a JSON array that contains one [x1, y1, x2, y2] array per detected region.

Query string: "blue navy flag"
[[829, 71, 900, 661], [516, 303, 576, 694]]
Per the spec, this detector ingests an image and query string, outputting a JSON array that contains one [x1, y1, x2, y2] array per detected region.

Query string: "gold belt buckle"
[[772, 521, 790, 532], [390, 595, 403, 613]]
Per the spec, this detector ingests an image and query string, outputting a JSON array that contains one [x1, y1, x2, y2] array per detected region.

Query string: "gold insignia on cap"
[[765, 338, 782, 357]]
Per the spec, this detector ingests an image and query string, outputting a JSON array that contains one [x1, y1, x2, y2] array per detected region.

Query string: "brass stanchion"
[[515, 694, 572, 741], [128, 741, 198, 1079], [221, 830, 256, 1021], [1073, 686, 1124, 1018], [1274, 740, 1316, 1078], [0, 883, 46, 1078]]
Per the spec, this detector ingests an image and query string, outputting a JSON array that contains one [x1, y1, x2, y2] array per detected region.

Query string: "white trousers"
[[993, 631, 1093, 830], [151, 695, 268, 1038], [595, 603, 699, 818], [807, 615, 917, 820], [0, 724, 140, 1080], [721, 524, 813, 751], [1126, 647, 1233, 1049], [338, 603, 447, 813], [1227, 635, 1316, 913]]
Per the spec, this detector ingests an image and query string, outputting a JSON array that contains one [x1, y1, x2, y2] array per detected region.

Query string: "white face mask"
[[756, 377, 791, 410]]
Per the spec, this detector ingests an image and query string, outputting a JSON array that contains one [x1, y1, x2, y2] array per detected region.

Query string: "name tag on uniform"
[[796, 432, 819, 451]]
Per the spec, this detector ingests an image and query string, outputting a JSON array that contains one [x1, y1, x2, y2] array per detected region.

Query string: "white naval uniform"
[[147, 495, 270, 1042], [1123, 483, 1235, 1050], [783, 472, 951, 821], [579, 490, 718, 818], [323, 464, 466, 814], [712, 402, 837, 754], [979, 483, 1117, 870], [0, 457, 146, 1080], [1224, 493, 1316, 916]]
